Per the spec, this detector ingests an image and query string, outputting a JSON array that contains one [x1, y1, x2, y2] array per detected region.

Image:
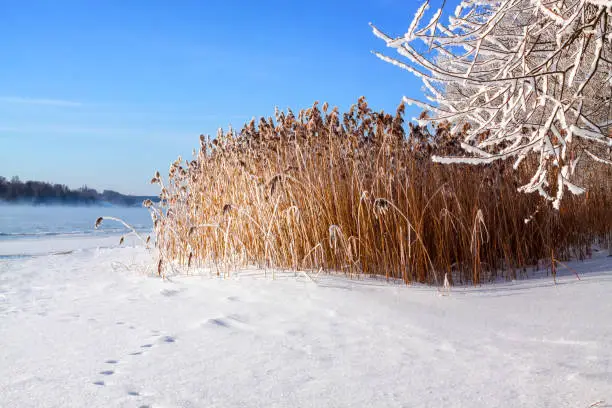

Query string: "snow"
[[1, 236, 611, 407]]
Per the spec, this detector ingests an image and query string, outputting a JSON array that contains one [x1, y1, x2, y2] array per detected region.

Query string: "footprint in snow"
[[208, 318, 231, 328], [93, 365, 116, 386], [94, 331, 176, 394], [161, 288, 184, 297], [206, 315, 251, 331], [132, 333, 177, 353]]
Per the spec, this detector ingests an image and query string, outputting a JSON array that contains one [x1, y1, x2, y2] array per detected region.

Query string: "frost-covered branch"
[[372, 0, 612, 208]]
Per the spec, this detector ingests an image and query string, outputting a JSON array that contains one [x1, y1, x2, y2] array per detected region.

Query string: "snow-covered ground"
[[1, 236, 611, 408]]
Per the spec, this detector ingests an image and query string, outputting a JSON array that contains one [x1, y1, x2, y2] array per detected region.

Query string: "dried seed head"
[[119, 236, 125, 245], [95, 217, 103, 229], [373, 198, 390, 218], [268, 174, 283, 196], [143, 199, 153, 208], [222, 204, 234, 215], [396, 102, 405, 116], [146, 236, 151, 244]]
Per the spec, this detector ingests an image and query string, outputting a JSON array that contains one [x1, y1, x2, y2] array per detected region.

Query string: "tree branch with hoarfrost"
[[372, 0, 612, 209]]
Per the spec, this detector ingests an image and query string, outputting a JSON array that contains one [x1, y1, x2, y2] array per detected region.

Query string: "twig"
[[553, 258, 581, 281], [94, 216, 150, 248]]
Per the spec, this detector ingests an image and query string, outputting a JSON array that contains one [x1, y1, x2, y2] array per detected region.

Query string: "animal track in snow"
[[206, 315, 252, 331], [160, 288, 184, 297], [208, 318, 230, 328], [94, 328, 176, 398]]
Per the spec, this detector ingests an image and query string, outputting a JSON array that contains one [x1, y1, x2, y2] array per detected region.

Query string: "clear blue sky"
[[0, 0, 449, 195]]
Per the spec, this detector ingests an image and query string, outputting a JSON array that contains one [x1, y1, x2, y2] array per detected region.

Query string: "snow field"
[[1, 238, 610, 407]]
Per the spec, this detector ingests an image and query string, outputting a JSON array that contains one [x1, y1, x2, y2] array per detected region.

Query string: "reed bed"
[[148, 98, 612, 284]]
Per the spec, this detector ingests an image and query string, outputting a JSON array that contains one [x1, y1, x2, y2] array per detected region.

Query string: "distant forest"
[[0, 176, 158, 206]]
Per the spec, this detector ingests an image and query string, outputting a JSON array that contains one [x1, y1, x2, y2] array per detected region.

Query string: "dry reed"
[[148, 98, 612, 284]]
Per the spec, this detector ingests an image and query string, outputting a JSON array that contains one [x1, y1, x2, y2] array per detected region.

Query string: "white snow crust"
[[1, 237, 610, 407]]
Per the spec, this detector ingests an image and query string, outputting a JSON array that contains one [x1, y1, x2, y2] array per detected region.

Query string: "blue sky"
[[0, 0, 449, 195]]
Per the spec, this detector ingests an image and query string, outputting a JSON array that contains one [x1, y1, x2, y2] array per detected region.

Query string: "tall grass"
[[149, 98, 612, 284]]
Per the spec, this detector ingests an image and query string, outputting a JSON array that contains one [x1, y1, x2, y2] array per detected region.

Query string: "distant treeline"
[[0, 176, 158, 206]]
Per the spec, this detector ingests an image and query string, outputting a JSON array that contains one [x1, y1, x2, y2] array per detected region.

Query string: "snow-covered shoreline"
[[0, 233, 134, 258], [1, 237, 610, 407]]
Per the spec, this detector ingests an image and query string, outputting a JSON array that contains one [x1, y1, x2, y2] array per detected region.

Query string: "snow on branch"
[[372, 0, 612, 208]]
